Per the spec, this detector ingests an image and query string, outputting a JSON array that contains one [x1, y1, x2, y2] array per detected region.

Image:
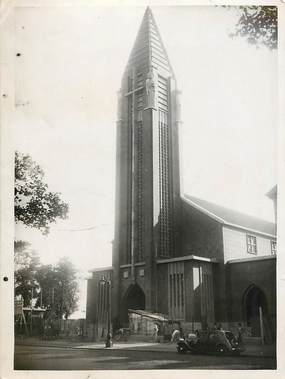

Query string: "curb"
[[15, 343, 275, 358]]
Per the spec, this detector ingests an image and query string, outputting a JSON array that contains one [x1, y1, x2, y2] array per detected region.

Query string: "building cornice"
[[227, 255, 276, 264], [89, 266, 113, 273], [156, 255, 218, 264], [120, 262, 145, 268]]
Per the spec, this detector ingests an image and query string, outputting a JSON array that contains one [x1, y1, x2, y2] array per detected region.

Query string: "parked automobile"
[[177, 330, 245, 355]]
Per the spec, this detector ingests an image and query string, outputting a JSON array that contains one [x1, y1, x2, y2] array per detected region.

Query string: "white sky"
[[13, 6, 277, 317]]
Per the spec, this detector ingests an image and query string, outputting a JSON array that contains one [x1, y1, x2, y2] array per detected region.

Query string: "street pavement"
[[14, 340, 276, 370], [74, 341, 276, 358], [15, 337, 276, 358]]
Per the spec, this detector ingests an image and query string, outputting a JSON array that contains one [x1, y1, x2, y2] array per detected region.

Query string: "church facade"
[[86, 8, 276, 341]]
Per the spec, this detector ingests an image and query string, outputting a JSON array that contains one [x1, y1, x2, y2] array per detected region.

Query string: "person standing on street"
[[237, 323, 244, 344], [153, 323, 159, 342]]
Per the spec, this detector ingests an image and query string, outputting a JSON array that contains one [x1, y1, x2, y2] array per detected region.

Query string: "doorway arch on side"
[[120, 283, 146, 326], [242, 284, 272, 341]]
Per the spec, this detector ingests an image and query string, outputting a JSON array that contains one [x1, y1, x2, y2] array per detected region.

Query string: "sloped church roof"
[[183, 195, 276, 237]]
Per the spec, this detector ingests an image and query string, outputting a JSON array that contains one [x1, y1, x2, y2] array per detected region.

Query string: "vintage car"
[[177, 330, 245, 355]]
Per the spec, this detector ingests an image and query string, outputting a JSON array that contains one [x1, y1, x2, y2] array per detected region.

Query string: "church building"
[[86, 7, 276, 342]]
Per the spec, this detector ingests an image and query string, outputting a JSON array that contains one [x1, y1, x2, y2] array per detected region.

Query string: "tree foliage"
[[15, 152, 69, 234], [14, 241, 40, 307], [54, 258, 79, 320], [231, 6, 277, 50], [14, 241, 79, 319], [35, 258, 79, 320]]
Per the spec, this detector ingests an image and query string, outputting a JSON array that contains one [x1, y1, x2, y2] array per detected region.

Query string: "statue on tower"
[[146, 69, 156, 109]]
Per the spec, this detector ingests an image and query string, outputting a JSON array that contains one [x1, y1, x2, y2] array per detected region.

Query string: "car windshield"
[[225, 332, 235, 340]]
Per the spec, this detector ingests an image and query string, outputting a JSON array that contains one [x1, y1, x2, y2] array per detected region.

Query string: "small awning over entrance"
[[128, 309, 181, 336], [128, 309, 167, 322], [128, 309, 180, 323]]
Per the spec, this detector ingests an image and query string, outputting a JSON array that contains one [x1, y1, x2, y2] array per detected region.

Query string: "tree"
[[15, 152, 69, 235], [35, 258, 79, 319], [14, 241, 79, 318], [53, 258, 79, 320], [34, 264, 56, 308], [230, 6, 277, 50], [14, 241, 40, 307]]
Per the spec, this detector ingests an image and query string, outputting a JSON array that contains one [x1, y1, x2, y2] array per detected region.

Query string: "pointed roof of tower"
[[125, 7, 174, 77]]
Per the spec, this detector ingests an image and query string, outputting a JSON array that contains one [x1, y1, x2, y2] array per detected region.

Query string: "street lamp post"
[[30, 287, 34, 335], [100, 277, 112, 348], [106, 279, 112, 347]]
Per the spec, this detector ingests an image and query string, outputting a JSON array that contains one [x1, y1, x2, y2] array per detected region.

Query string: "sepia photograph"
[[0, 1, 281, 374]]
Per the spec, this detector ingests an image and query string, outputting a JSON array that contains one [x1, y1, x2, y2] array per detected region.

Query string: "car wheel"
[[177, 345, 187, 354], [216, 344, 227, 354]]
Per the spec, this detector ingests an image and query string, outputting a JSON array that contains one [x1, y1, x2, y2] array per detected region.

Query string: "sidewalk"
[[15, 337, 276, 358]]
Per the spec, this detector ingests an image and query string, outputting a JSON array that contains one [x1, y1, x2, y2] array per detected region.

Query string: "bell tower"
[[112, 7, 182, 319]]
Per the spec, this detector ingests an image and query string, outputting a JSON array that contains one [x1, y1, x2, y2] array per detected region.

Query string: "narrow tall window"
[[157, 75, 173, 257], [168, 263, 185, 320], [181, 273, 184, 308], [271, 240, 277, 255], [169, 274, 173, 308], [247, 235, 257, 255], [177, 273, 180, 307], [136, 88, 143, 261], [126, 89, 134, 264]]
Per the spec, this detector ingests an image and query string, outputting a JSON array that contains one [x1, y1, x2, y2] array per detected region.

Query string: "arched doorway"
[[243, 285, 272, 341], [121, 284, 145, 326]]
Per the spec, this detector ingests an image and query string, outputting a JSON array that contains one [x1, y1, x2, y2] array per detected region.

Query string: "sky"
[[13, 5, 277, 317]]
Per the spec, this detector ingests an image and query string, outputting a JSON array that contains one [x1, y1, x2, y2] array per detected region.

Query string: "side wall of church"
[[86, 278, 97, 322], [223, 226, 275, 262], [180, 201, 228, 322], [157, 263, 169, 314], [225, 258, 276, 337], [180, 200, 223, 259]]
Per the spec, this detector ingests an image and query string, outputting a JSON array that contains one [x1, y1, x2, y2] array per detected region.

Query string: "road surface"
[[14, 345, 276, 370]]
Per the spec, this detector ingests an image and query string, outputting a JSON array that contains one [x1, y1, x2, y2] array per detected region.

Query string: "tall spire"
[[125, 7, 174, 77]]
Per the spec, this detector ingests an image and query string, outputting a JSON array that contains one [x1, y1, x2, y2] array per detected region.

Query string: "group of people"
[[203, 323, 224, 333], [141, 320, 245, 345], [169, 322, 244, 344]]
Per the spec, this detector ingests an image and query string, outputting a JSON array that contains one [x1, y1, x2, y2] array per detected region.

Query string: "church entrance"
[[244, 285, 272, 342], [121, 284, 145, 326]]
